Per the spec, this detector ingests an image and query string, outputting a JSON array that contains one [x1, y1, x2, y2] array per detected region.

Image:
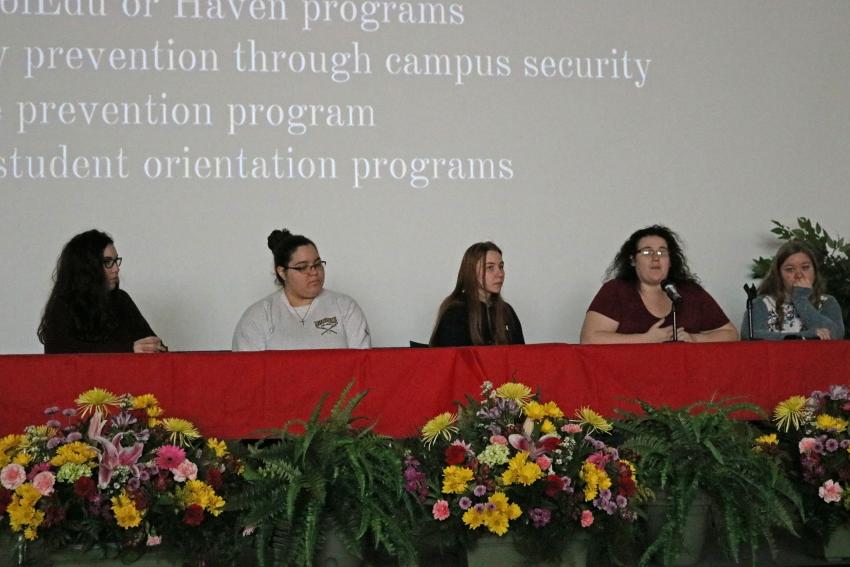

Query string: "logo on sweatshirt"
[[315, 317, 338, 335]]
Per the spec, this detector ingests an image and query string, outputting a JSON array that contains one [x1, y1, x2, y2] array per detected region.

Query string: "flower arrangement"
[[408, 381, 639, 562], [0, 387, 247, 563], [773, 384, 850, 536]]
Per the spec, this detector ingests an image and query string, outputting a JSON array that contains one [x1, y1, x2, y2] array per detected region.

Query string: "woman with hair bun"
[[580, 225, 737, 344], [232, 228, 371, 351], [741, 240, 844, 340], [38, 229, 166, 354], [430, 241, 524, 347]]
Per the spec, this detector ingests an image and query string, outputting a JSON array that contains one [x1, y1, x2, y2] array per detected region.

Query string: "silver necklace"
[[292, 301, 313, 326]]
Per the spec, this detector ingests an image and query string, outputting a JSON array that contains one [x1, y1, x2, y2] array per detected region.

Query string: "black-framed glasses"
[[285, 260, 326, 273], [102, 257, 122, 269], [636, 248, 669, 258]]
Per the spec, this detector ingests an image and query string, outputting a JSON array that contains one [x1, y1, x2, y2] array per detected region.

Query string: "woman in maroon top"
[[580, 225, 738, 344]]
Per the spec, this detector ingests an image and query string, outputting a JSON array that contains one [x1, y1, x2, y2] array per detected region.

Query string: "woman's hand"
[[792, 270, 814, 289], [133, 336, 166, 353], [643, 319, 673, 342], [815, 328, 832, 341]]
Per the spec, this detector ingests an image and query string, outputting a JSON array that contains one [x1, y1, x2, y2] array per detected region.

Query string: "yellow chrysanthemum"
[[132, 393, 159, 410], [524, 401, 547, 421], [13, 453, 32, 466], [755, 433, 778, 446], [542, 401, 564, 418], [495, 383, 533, 406], [76, 388, 120, 418], [178, 480, 225, 516], [161, 418, 201, 447], [111, 492, 143, 529], [51, 441, 98, 466], [540, 420, 555, 434], [8, 484, 45, 539], [575, 407, 612, 434], [0, 434, 24, 467], [772, 395, 807, 432], [501, 452, 544, 486], [421, 412, 459, 448], [461, 492, 522, 536], [442, 466, 474, 494], [207, 438, 229, 458], [580, 461, 612, 501], [816, 414, 849, 432]]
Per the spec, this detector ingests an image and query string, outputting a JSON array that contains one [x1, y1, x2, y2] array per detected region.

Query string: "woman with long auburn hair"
[[430, 242, 524, 347], [742, 240, 844, 340]]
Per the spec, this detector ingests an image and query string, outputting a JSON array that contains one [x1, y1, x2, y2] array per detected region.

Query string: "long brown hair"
[[430, 242, 511, 345], [758, 240, 826, 327]]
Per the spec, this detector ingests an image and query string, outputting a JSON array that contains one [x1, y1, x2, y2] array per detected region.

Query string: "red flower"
[[444, 445, 466, 466], [0, 487, 11, 514], [73, 477, 98, 501], [540, 437, 561, 453], [43, 503, 66, 527], [206, 467, 224, 491], [183, 504, 205, 526], [544, 474, 565, 498], [130, 490, 149, 511]]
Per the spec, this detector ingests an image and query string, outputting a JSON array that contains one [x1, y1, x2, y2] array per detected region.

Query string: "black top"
[[42, 289, 156, 354], [431, 300, 525, 347]]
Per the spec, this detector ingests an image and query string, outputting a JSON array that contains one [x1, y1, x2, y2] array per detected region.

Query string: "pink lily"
[[89, 413, 144, 488]]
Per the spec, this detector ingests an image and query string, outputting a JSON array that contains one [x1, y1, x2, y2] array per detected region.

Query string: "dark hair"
[[267, 228, 316, 286], [38, 229, 116, 344], [430, 241, 512, 345], [758, 240, 825, 324], [605, 224, 698, 285]]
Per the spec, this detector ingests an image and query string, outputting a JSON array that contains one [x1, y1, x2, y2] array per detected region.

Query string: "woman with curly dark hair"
[[580, 225, 737, 344], [38, 229, 166, 354]]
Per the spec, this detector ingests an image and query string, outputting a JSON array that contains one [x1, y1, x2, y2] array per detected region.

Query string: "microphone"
[[661, 280, 683, 303]]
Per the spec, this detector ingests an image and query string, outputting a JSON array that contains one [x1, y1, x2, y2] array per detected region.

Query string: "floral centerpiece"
[[0, 387, 247, 564], [773, 384, 850, 536], [406, 381, 639, 563]]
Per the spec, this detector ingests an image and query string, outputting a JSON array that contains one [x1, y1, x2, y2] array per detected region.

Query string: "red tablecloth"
[[1, 342, 848, 439]]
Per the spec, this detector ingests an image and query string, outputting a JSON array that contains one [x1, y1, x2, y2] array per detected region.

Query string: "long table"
[[1, 341, 848, 439]]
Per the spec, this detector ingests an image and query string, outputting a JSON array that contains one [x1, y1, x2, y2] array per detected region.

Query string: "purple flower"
[[66, 432, 82, 443], [43, 406, 59, 415], [112, 412, 137, 428], [529, 507, 552, 528], [473, 485, 487, 497], [616, 495, 628, 509], [62, 408, 76, 417], [829, 385, 849, 400], [599, 489, 612, 500], [826, 439, 840, 453], [473, 503, 485, 513], [841, 440, 850, 449], [459, 497, 472, 510], [46, 437, 62, 450], [485, 502, 497, 512], [814, 440, 825, 454], [46, 419, 61, 429]]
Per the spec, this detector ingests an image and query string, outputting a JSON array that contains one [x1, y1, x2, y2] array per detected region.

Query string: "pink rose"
[[535, 455, 552, 471], [798, 437, 817, 455], [172, 460, 198, 483], [580, 509, 594, 528], [32, 471, 55, 496], [432, 499, 450, 521], [490, 435, 508, 446], [146, 535, 162, 546], [1, 464, 27, 490], [819, 480, 844, 504], [561, 424, 582, 434]]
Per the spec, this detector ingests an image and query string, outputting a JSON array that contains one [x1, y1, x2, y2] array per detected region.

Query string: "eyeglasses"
[[102, 257, 122, 269], [285, 260, 326, 274], [636, 248, 669, 258]]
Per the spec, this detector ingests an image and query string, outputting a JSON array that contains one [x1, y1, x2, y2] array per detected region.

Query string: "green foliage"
[[616, 400, 804, 567], [750, 217, 850, 338], [229, 381, 417, 567]]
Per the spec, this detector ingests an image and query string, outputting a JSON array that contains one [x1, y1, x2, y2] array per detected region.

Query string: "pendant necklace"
[[292, 302, 313, 326]]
